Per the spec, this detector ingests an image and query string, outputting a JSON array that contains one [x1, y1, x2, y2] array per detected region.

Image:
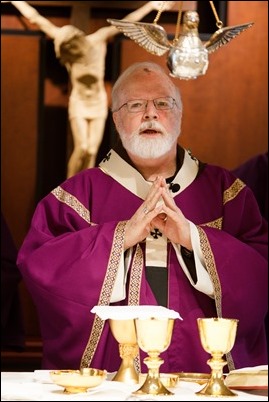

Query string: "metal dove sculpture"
[[107, 10, 254, 80]]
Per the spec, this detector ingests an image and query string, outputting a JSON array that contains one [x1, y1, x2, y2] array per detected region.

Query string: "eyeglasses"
[[113, 96, 176, 113]]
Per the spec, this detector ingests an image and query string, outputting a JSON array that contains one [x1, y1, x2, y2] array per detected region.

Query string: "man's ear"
[[112, 111, 118, 127]]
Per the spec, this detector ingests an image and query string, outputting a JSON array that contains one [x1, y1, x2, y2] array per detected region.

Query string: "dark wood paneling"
[[1, 33, 44, 368], [1, 32, 44, 248], [1, 338, 42, 372]]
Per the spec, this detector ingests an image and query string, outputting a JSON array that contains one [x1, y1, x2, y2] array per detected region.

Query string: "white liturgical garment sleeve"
[[173, 221, 214, 297]]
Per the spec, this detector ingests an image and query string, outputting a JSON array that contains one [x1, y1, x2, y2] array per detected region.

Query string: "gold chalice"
[[109, 318, 139, 385], [196, 317, 239, 397], [132, 317, 175, 396]]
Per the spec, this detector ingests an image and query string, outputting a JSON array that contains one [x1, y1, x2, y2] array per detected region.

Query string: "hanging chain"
[[153, 1, 224, 45], [173, 1, 183, 44], [153, 1, 183, 45], [153, 1, 166, 24], [209, 1, 223, 29]]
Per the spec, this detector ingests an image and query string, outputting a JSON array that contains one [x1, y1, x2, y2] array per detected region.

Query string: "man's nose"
[[143, 100, 158, 119]]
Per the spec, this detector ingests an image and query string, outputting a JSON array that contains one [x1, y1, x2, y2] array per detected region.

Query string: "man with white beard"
[[17, 62, 268, 373]]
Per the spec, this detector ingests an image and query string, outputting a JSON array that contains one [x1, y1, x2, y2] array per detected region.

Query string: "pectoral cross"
[[150, 228, 162, 239]]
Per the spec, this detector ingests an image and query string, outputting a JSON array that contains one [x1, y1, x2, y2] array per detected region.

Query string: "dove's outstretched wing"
[[205, 22, 254, 54], [107, 19, 171, 56]]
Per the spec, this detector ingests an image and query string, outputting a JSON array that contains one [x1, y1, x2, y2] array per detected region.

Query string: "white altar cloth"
[[1, 371, 267, 401]]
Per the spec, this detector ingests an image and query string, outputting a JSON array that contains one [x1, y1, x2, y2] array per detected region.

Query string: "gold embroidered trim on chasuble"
[[204, 217, 223, 230], [196, 180, 244, 370], [197, 226, 235, 371], [80, 221, 127, 368], [223, 178, 245, 205], [127, 244, 144, 373], [201, 178, 244, 230], [197, 226, 222, 315], [51, 186, 91, 224]]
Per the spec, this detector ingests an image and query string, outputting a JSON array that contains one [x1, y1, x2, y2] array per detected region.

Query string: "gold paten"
[[50, 368, 106, 394], [176, 372, 211, 385]]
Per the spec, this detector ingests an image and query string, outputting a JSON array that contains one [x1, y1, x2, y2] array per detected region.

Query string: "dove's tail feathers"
[[205, 22, 254, 54]]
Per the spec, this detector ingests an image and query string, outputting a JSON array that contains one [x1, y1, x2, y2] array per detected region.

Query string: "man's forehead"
[[123, 74, 172, 94]]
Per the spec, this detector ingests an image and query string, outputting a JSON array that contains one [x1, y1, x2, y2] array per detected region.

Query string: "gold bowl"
[[50, 368, 107, 393], [139, 373, 179, 388]]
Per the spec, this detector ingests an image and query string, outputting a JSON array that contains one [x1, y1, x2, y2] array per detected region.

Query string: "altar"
[[1, 371, 268, 401]]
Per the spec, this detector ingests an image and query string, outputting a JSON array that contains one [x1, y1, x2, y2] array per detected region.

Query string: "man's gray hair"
[[111, 62, 182, 111]]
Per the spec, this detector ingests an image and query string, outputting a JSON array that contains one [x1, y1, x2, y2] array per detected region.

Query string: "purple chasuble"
[[17, 148, 268, 373]]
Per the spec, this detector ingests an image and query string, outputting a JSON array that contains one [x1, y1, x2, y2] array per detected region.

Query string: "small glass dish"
[[50, 368, 107, 393]]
